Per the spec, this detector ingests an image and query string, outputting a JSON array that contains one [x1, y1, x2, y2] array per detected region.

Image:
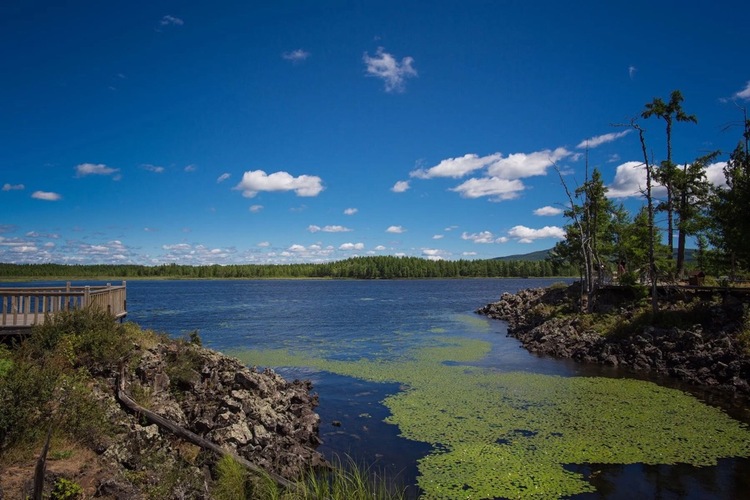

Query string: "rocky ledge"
[[93, 340, 325, 498], [477, 285, 750, 396]]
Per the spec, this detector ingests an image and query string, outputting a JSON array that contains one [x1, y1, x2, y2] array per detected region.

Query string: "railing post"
[[84, 286, 90, 309]]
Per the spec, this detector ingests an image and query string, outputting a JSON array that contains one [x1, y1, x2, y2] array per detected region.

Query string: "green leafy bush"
[[51, 477, 83, 499]]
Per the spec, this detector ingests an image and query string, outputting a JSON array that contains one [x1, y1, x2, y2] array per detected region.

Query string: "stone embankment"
[[96, 341, 324, 497], [477, 286, 750, 396]]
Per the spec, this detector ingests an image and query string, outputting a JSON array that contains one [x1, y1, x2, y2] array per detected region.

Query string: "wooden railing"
[[0, 282, 127, 330]]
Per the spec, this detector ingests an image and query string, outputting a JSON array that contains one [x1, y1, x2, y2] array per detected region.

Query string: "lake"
[[87, 279, 750, 497]]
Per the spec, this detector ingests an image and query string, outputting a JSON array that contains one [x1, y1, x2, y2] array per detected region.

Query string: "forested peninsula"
[[0, 255, 575, 280]]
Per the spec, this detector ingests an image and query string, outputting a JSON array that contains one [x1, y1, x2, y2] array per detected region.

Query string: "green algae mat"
[[233, 338, 750, 499]]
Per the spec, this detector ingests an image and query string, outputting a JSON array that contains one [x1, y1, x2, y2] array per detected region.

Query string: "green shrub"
[[51, 477, 83, 499]]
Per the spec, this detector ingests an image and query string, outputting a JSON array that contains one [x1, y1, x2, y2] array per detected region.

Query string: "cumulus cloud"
[[507, 225, 565, 243], [374, 245, 386, 251], [705, 162, 728, 188], [217, 173, 231, 183], [450, 177, 525, 201], [344, 208, 358, 215], [410, 153, 501, 179], [386, 225, 406, 234], [160, 15, 184, 26], [257, 241, 271, 247], [249, 205, 264, 213], [422, 248, 448, 261], [234, 170, 324, 198], [432, 234, 444, 239], [576, 130, 631, 149], [308, 225, 352, 233], [391, 180, 410, 193], [2, 183, 24, 191], [363, 47, 417, 93], [142, 164, 165, 174], [282, 49, 310, 62], [32, 191, 61, 201], [461, 231, 497, 244], [486, 147, 573, 179], [607, 161, 666, 199], [534, 206, 563, 216], [75, 163, 119, 177], [339, 242, 365, 250]]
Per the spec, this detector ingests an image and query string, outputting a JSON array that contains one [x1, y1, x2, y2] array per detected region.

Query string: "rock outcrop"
[[478, 285, 750, 396]]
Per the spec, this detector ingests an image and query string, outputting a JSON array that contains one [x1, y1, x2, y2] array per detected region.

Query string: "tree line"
[[0, 256, 577, 280], [553, 90, 750, 312]]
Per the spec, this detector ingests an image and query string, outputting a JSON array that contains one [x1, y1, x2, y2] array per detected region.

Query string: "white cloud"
[[2, 183, 24, 191], [363, 47, 417, 93], [534, 206, 563, 216], [75, 163, 119, 177], [461, 231, 505, 244], [486, 147, 573, 179], [32, 191, 61, 201], [288, 244, 307, 253], [308, 225, 352, 233], [282, 49, 310, 62], [733, 81, 750, 101], [432, 234, 444, 239], [257, 241, 270, 247], [462, 251, 478, 256], [234, 170, 324, 198], [507, 225, 565, 243], [576, 130, 631, 149], [142, 164, 165, 173], [160, 15, 184, 26], [344, 208, 358, 215], [184, 164, 197, 172], [386, 225, 406, 234], [249, 205, 264, 213], [374, 245, 386, 251], [628, 65, 637, 80], [607, 161, 666, 199], [339, 242, 365, 250], [450, 177, 525, 201], [217, 173, 231, 183], [422, 248, 447, 261], [410, 153, 501, 179], [391, 180, 410, 193], [705, 161, 728, 188]]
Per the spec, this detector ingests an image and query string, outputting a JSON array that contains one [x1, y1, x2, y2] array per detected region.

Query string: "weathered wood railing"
[[0, 282, 127, 330]]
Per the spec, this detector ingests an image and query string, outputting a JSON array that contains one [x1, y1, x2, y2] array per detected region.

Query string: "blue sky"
[[1, 1, 748, 265]]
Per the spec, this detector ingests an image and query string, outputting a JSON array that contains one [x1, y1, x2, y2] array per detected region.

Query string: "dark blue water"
[[10, 278, 749, 498]]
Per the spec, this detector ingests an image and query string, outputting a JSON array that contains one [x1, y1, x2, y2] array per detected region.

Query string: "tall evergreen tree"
[[641, 90, 698, 261]]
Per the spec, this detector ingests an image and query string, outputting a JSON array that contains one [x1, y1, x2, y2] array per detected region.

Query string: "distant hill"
[[494, 249, 552, 262], [494, 248, 698, 263]]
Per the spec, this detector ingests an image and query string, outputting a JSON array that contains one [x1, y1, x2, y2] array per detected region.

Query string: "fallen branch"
[[115, 366, 298, 492]]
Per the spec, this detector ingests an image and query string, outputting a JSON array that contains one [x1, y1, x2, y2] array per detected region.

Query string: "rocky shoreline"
[[477, 285, 750, 396], [1, 337, 324, 499]]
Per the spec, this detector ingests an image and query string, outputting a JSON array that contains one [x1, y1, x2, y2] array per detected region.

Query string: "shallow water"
[[24, 278, 749, 499]]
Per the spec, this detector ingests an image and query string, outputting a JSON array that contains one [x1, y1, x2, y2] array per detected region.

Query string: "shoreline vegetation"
[[0, 256, 576, 281]]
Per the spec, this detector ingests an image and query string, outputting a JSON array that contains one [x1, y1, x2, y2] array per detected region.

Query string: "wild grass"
[[248, 455, 407, 500]]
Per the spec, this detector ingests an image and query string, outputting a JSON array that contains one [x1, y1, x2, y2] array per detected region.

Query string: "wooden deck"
[[0, 282, 127, 334]]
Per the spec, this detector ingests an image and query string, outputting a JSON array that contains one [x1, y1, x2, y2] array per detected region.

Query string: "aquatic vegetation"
[[234, 337, 750, 499]]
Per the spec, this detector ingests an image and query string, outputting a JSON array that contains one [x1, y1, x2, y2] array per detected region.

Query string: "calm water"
[[14, 278, 750, 498]]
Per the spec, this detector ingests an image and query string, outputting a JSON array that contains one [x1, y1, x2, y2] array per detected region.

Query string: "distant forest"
[[0, 256, 576, 280]]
